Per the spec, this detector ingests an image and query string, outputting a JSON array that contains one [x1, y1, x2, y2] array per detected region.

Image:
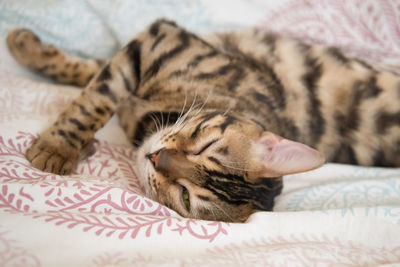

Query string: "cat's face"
[[135, 112, 324, 222]]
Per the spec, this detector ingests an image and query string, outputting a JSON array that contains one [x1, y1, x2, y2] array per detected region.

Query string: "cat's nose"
[[146, 149, 162, 169], [146, 148, 180, 174], [146, 148, 194, 179]]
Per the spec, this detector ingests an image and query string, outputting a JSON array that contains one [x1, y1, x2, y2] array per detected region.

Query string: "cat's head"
[[135, 112, 324, 222]]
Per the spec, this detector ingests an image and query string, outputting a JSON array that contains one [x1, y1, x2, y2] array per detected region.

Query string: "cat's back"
[[206, 30, 400, 166]]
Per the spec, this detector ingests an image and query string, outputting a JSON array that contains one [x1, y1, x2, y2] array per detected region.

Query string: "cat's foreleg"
[[24, 42, 141, 175]]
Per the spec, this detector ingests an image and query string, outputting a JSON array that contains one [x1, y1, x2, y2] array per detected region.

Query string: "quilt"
[[0, 1, 399, 266]]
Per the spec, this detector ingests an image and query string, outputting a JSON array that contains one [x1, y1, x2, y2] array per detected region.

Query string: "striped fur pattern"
[[6, 19, 400, 222]]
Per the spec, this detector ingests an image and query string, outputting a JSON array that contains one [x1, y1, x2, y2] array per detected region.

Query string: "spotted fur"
[[6, 19, 400, 222]]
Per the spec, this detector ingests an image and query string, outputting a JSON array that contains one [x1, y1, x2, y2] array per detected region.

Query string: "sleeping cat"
[[6, 19, 400, 222]]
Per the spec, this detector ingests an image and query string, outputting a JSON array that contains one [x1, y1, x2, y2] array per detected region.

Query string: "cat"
[[6, 19, 400, 222]]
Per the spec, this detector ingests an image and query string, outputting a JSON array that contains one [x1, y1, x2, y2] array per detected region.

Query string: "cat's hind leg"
[[7, 28, 104, 86]]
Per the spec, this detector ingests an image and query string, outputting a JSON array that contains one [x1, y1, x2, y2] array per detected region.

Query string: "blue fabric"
[[0, 0, 215, 58]]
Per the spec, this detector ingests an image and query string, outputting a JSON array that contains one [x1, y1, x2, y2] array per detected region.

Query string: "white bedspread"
[[0, 1, 399, 266]]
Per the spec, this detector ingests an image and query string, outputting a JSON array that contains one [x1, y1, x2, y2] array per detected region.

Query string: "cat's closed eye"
[[191, 138, 220, 155]]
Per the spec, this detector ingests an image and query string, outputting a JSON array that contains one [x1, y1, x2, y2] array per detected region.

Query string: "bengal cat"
[[6, 19, 400, 222]]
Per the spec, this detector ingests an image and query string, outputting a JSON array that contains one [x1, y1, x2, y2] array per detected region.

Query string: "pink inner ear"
[[255, 133, 325, 177]]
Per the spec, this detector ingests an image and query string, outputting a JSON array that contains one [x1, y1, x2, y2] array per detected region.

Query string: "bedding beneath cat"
[[6, 19, 400, 222]]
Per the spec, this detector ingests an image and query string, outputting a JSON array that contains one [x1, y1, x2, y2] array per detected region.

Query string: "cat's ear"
[[252, 132, 325, 177]]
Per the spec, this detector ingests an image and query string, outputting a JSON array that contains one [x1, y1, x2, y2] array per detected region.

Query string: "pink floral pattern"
[[260, 0, 400, 65], [0, 132, 229, 241], [0, 227, 41, 267], [202, 235, 400, 266], [89, 234, 400, 266]]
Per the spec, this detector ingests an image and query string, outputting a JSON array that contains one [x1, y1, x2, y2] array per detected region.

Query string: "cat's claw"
[[79, 138, 99, 160]]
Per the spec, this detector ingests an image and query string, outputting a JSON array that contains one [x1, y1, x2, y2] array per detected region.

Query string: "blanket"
[[0, 1, 399, 266]]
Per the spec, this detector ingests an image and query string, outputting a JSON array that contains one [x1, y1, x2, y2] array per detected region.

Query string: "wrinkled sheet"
[[0, 1, 399, 266]]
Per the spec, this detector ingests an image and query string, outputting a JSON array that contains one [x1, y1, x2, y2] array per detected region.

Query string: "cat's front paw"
[[25, 136, 80, 175]]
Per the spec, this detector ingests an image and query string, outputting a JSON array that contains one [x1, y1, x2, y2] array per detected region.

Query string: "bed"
[[0, 0, 399, 266]]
